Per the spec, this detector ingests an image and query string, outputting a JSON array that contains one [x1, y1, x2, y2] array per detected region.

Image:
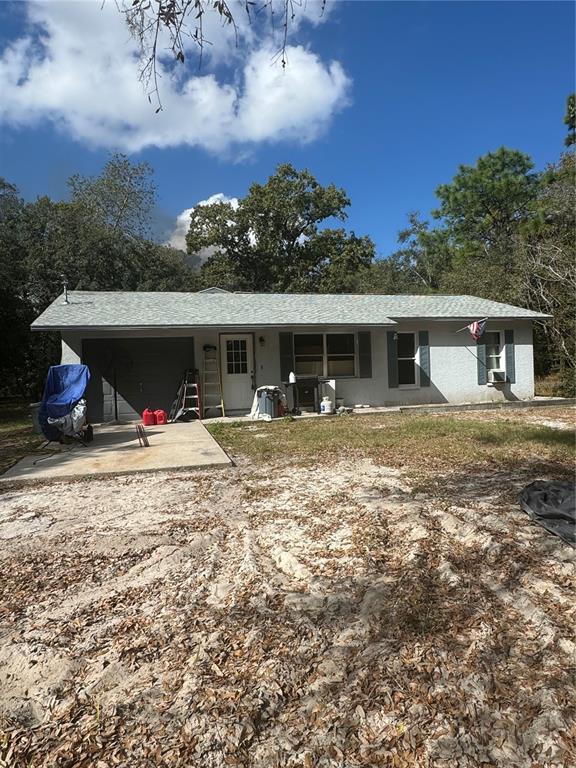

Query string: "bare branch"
[[114, 0, 325, 110]]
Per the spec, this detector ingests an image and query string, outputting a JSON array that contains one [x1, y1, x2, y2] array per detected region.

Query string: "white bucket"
[[320, 396, 333, 415]]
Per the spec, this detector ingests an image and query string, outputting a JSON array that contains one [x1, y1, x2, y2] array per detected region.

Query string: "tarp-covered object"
[[519, 480, 576, 546], [48, 399, 87, 438], [39, 364, 90, 441]]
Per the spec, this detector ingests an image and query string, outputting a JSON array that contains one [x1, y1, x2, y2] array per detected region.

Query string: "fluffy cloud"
[[0, 1, 350, 153], [167, 194, 239, 253]]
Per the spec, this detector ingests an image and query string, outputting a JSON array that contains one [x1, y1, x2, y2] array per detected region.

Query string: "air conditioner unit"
[[488, 369, 506, 384]]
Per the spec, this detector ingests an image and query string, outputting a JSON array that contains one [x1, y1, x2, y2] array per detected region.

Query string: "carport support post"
[[113, 368, 119, 422]]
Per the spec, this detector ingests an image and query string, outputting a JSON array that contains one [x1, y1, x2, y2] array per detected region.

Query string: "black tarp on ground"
[[519, 480, 576, 546]]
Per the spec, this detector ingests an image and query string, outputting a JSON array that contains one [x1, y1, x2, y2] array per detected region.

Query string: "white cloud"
[[167, 193, 239, 252], [0, 1, 350, 153]]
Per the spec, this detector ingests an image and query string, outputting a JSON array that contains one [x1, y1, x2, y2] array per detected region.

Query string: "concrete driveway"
[[1, 422, 231, 483]]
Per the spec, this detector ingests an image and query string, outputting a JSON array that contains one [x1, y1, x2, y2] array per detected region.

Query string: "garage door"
[[82, 337, 195, 422]]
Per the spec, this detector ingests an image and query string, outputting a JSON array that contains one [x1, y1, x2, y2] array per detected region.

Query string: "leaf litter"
[[0, 454, 574, 767]]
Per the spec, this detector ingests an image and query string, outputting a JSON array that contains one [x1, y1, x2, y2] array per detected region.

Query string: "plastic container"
[[154, 409, 167, 425], [257, 388, 281, 419], [142, 408, 156, 426], [320, 396, 333, 415]]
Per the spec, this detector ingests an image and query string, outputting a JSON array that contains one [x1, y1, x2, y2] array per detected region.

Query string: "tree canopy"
[[0, 156, 197, 396], [188, 163, 375, 293], [68, 154, 156, 238], [361, 133, 574, 393]]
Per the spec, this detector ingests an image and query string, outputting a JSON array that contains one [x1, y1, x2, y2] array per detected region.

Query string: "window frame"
[[483, 330, 505, 374], [293, 332, 358, 379], [396, 331, 420, 389]]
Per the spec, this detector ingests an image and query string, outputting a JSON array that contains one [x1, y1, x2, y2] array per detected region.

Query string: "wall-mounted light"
[[259, 336, 265, 347]]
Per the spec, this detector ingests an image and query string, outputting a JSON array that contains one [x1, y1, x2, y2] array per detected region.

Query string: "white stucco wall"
[[60, 319, 535, 414], [366, 319, 534, 406]]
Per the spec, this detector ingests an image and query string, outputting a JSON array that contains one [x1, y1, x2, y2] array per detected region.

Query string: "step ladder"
[[168, 369, 201, 422], [202, 344, 225, 418]]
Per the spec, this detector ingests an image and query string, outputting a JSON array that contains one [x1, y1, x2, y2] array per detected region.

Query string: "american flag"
[[467, 319, 486, 341]]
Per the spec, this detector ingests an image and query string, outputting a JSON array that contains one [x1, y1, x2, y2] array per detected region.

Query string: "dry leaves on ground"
[[0, 451, 575, 767]]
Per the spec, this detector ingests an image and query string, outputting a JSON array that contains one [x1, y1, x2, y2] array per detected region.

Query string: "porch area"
[[67, 323, 385, 423]]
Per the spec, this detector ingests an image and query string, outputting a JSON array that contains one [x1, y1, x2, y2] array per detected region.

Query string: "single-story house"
[[31, 289, 550, 421]]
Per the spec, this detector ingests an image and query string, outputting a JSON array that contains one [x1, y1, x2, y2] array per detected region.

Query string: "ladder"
[[202, 344, 225, 418], [168, 369, 201, 422]]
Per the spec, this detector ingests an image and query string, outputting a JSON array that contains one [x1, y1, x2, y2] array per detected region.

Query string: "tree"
[[188, 163, 374, 293], [0, 159, 197, 396], [309, 229, 374, 293], [386, 213, 453, 293], [199, 252, 243, 293], [434, 147, 537, 249], [432, 147, 539, 302], [0, 180, 36, 396], [564, 93, 575, 147], [121, 0, 327, 108], [22, 197, 196, 309], [68, 154, 156, 238], [515, 152, 576, 393]]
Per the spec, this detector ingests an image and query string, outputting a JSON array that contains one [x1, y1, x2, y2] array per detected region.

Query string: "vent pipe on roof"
[[61, 275, 69, 304]]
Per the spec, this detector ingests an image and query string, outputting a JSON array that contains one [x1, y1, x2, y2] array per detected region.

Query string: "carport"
[[82, 337, 195, 422]]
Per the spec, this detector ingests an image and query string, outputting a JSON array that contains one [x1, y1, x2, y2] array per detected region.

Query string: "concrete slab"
[[1, 422, 231, 483]]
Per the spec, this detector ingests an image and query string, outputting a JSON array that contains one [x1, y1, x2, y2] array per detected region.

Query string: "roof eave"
[[31, 320, 398, 332], [387, 315, 552, 322]]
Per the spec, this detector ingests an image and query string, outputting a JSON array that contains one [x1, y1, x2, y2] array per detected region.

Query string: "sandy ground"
[[0, 446, 575, 765]]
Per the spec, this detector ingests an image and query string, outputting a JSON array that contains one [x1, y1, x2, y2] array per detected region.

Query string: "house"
[[31, 290, 550, 421]]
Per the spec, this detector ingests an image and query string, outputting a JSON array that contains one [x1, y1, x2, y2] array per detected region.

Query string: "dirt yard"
[[0, 407, 575, 767]]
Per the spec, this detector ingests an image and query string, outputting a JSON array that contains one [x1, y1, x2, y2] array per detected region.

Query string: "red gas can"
[[142, 408, 156, 426], [154, 409, 168, 425]]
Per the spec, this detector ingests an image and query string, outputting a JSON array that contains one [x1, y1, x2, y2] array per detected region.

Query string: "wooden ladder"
[[202, 344, 225, 418], [168, 369, 201, 422]]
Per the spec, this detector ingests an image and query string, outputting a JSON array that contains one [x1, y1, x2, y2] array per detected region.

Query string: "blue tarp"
[[39, 364, 90, 441]]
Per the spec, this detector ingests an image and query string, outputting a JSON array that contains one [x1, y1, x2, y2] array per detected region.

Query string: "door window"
[[226, 339, 248, 374]]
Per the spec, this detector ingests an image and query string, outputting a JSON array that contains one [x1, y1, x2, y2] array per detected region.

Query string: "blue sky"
[[0, 1, 574, 257]]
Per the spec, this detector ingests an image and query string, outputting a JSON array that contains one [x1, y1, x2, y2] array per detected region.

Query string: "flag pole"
[[455, 317, 487, 334]]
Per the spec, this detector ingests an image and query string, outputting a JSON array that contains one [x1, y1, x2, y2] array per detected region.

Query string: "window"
[[294, 334, 324, 376], [484, 331, 502, 372], [226, 339, 248, 374], [294, 333, 356, 377], [397, 332, 417, 386], [327, 334, 355, 376]]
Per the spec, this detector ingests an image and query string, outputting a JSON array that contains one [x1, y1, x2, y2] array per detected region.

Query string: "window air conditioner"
[[488, 369, 506, 384]]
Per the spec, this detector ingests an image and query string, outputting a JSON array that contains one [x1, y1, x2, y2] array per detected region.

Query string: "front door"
[[220, 334, 255, 412]]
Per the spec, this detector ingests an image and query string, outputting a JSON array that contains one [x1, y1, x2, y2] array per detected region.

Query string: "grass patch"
[[535, 372, 562, 397], [206, 411, 575, 473], [0, 401, 42, 474]]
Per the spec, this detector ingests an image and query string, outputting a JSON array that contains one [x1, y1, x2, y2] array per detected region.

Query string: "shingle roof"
[[31, 291, 550, 330]]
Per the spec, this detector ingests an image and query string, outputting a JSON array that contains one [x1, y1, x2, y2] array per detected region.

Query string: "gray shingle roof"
[[31, 291, 550, 330]]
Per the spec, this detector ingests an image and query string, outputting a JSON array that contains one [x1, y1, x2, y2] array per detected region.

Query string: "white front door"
[[220, 334, 255, 412]]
